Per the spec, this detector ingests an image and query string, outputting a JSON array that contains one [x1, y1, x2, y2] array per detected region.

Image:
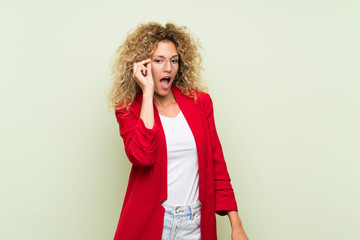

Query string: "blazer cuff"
[[215, 188, 238, 216]]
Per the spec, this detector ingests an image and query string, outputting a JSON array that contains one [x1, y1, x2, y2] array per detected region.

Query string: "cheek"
[[151, 68, 159, 79]]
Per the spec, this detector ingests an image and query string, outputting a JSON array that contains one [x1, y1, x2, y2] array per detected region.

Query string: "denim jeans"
[[161, 201, 201, 240]]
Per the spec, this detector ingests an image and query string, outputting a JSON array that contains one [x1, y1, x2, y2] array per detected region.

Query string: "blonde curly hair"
[[108, 22, 208, 110]]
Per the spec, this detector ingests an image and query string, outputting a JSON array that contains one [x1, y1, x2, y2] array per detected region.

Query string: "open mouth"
[[160, 77, 171, 89]]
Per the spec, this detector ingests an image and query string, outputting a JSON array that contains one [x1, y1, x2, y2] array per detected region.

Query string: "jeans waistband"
[[161, 201, 201, 219]]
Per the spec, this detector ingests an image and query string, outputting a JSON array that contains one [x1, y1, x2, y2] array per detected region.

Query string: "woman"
[[109, 22, 249, 240]]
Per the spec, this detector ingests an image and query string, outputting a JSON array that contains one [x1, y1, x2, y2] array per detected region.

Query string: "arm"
[[114, 59, 157, 167], [139, 89, 155, 129], [115, 102, 158, 168], [228, 211, 249, 240], [203, 93, 238, 215], [203, 94, 249, 239]]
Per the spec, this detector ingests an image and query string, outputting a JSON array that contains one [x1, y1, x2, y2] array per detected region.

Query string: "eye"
[[154, 59, 163, 63], [171, 59, 179, 64]]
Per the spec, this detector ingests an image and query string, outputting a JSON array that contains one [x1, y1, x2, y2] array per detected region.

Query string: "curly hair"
[[108, 22, 208, 110]]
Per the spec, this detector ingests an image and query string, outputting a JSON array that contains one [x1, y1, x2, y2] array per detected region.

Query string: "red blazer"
[[114, 85, 238, 240]]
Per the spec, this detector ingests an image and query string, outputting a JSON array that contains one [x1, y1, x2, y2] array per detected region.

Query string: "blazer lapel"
[[152, 100, 168, 203]]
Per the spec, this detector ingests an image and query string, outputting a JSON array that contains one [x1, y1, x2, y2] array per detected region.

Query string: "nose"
[[164, 59, 172, 72]]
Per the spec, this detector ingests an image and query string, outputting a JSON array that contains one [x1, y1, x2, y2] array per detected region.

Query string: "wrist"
[[142, 89, 154, 98], [231, 221, 243, 230]]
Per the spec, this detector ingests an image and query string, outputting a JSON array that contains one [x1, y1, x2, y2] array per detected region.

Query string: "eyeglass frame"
[[151, 56, 180, 69]]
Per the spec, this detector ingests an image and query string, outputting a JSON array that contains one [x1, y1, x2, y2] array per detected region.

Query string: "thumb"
[[147, 62, 153, 77]]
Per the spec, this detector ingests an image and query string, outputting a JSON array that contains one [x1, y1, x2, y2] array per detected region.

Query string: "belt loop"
[[190, 205, 194, 220]]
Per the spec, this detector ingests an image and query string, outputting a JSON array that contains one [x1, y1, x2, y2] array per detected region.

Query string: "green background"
[[1, 0, 359, 239]]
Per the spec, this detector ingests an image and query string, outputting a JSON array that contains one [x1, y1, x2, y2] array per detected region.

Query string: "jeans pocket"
[[194, 213, 201, 227]]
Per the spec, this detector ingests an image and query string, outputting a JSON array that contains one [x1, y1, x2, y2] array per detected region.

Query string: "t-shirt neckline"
[[159, 110, 182, 121]]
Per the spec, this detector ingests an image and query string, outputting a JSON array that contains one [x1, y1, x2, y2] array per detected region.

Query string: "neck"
[[153, 90, 177, 108]]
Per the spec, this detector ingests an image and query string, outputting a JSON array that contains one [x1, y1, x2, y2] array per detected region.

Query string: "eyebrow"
[[153, 55, 179, 58]]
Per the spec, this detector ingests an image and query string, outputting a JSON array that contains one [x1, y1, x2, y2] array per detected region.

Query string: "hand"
[[133, 59, 154, 94]]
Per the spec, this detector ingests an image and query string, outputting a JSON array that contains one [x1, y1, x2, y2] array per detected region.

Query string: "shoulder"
[[173, 85, 212, 106], [196, 91, 213, 107], [195, 91, 214, 118], [197, 91, 212, 104], [115, 93, 142, 119]]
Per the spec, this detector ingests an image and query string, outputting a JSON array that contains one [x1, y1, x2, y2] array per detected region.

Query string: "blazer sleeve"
[[115, 107, 158, 168], [202, 93, 238, 216]]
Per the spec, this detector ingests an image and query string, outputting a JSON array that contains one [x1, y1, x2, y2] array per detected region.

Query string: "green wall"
[[1, 0, 359, 239]]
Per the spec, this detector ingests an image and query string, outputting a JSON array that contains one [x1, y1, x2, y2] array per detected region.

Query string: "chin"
[[155, 89, 170, 97], [154, 84, 173, 96]]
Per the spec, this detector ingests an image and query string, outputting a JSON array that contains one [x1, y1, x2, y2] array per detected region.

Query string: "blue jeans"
[[161, 201, 202, 240]]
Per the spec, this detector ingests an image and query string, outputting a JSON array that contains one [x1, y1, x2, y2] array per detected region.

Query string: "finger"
[[139, 58, 151, 65], [133, 60, 150, 76], [133, 63, 139, 77], [136, 65, 146, 78], [138, 65, 146, 73], [135, 64, 144, 75], [141, 67, 147, 76]]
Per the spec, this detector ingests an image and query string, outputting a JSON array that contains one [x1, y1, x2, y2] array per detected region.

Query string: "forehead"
[[153, 41, 178, 56]]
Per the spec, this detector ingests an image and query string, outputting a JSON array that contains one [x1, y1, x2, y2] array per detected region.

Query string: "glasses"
[[151, 56, 179, 69]]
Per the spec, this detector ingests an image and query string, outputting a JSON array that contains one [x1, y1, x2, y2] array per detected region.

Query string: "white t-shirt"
[[159, 110, 199, 206]]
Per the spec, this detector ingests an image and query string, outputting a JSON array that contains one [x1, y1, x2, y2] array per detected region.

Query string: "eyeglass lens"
[[151, 57, 179, 68]]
